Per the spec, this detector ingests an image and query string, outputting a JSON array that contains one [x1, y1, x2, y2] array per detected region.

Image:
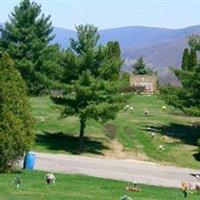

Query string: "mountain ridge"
[[52, 24, 200, 75], [1, 22, 200, 76]]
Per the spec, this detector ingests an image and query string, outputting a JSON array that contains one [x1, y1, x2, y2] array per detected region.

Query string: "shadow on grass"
[[193, 152, 200, 161], [143, 123, 200, 146], [35, 131, 109, 155], [0, 170, 23, 174], [142, 122, 200, 161], [167, 112, 187, 117]]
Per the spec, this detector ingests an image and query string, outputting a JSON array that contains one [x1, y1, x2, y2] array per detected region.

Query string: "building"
[[129, 75, 157, 94]]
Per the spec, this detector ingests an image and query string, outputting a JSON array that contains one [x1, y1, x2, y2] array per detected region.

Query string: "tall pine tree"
[[0, 0, 62, 95]]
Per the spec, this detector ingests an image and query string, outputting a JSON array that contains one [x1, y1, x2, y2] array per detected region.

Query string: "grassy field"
[[31, 95, 200, 168], [1, 170, 199, 200]]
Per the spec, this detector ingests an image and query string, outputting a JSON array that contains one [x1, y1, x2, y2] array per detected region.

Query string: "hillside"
[[32, 95, 200, 169], [52, 25, 200, 73]]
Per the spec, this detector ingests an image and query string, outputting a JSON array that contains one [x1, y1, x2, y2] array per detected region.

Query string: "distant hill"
[[53, 27, 76, 48], [1, 23, 200, 83], [52, 25, 200, 73]]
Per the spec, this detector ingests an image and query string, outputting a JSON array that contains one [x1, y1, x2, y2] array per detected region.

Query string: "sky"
[[1, 0, 200, 30]]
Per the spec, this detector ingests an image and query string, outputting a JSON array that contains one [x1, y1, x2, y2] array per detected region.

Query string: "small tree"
[[52, 24, 126, 150], [0, 52, 34, 172], [132, 57, 153, 75], [53, 72, 125, 150]]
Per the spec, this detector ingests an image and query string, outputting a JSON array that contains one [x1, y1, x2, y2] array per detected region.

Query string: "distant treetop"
[[132, 57, 154, 75]]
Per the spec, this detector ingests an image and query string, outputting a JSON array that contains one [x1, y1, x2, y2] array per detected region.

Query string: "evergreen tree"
[[61, 28, 123, 82], [61, 49, 79, 83], [188, 35, 200, 153], [52, 24, 126, 150], [189, 48, 197, 70], [98, 41, 123, 80], [160, 36, 200, 116], [0, 52, 34, 172], [0, 0, 62, 95], [106, 41, 121, 58], [181, 48, 189, 70], [132, 57, 153, 75]]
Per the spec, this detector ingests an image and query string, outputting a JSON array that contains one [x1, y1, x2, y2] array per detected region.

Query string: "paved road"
[[31, 152, 200, 188]]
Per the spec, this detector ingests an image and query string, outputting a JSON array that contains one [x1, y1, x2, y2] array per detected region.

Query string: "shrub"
[[0, 53, 34, 172]]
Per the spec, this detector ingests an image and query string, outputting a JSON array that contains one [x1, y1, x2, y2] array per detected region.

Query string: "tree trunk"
[[79, 118, 86, 151]]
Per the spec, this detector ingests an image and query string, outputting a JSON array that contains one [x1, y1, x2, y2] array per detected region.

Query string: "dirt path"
[[29, 152, 200, 188], [100, 140, 148, 160]]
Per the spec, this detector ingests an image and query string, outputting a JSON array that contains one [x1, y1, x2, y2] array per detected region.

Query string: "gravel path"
[[30, 152, 200, 188]]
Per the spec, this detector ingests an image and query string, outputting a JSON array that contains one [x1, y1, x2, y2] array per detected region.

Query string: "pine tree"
[[189, 48, 197, 70], [0, 52, 34, 172], [181, 48, 189, 70], [98, 41, 123, 80], [0, 0, 62, 95], [61, 28, 123, 82], [106, 41, 121, 58], [61, 49, 79, 83], [132, 57, 153, 75], [160, 36, 200, 116], [52, 24, 126, 150]]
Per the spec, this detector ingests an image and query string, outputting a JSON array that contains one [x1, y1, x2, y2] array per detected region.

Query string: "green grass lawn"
[[31, 95, 200, 168], [1, 170, 199, 200]]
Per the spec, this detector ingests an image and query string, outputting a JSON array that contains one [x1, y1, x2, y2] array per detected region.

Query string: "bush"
[[0, 53, 34, 172], [120, 73, 130, 84]]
